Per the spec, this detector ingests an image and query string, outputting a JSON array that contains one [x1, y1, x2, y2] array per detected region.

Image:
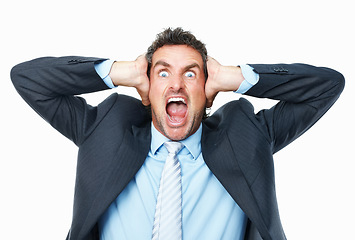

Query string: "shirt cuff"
[[94, 59, 116, 89], [235, 64, 260, 94]]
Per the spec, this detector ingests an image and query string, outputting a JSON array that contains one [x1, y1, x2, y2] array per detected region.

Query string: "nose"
[[169, 75, 184, 91]]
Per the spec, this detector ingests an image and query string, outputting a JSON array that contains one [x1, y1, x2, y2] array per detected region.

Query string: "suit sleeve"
[[246, 63, 345, 153], [11, 56, 112, 146]]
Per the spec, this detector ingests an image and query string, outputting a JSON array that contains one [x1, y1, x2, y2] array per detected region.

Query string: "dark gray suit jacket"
[[11, 56, 344, 240]]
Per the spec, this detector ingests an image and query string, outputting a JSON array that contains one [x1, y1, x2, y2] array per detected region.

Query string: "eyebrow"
[[153, 60, 170, 69], [153, 60, 201, 72], [183, 63, 201, 72]]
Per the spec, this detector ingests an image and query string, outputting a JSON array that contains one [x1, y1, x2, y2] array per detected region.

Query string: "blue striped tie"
[[152, 141, 184, 240]]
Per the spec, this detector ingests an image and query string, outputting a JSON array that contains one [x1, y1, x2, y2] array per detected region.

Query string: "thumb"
[[205, 83, 217, 108], [205, 93, 216, 108], [136, 78, 151, 106], [141, 95, 150, 106], [137, 88, 150, 106]]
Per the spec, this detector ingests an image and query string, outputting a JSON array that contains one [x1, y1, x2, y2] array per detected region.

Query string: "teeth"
[[168, 97, 186, 104]]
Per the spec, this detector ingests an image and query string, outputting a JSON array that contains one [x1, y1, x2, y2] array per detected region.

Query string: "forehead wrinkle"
[[153, 60, 201, 73]]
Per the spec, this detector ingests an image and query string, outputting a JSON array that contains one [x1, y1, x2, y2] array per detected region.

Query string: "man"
[[11, 28, 344, 240]]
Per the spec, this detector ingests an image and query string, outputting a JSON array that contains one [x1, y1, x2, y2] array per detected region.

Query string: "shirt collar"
[[150, 123, 202, 160]]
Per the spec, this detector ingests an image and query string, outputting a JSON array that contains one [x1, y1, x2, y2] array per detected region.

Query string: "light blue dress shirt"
[[95, 60, 259, 240]]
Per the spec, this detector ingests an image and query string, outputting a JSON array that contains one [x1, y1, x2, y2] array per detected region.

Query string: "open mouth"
[[166, 97, 188, 125]]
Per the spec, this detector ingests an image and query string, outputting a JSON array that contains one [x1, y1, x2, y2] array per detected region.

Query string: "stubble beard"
[[152, 108, 203, 141]]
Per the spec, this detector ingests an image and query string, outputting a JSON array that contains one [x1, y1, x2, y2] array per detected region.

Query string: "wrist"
[[94, 59, 116, 88], [109, 61, 136, 87], [220, 65, 244, 92], [235, 65, 259, 94]]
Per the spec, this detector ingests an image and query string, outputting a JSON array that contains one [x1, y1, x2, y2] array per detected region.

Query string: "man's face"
[[149, 45, 206, 141]]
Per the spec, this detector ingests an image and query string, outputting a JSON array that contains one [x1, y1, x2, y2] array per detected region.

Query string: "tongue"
[[167, 102, 187, 122]]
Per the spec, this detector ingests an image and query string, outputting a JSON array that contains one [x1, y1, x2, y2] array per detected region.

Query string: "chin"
[[163, 116, 200, 141], [152, 107, 202, 141], [163, 126, 191, 141]]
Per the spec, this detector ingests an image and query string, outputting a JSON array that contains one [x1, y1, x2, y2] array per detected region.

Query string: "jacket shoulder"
[[94, 93, 151, 132], [204, 98, 255, 128], [203, 98, 272, 144]]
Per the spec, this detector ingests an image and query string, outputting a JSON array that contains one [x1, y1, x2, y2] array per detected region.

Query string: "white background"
[[1, 0, 354, 239]]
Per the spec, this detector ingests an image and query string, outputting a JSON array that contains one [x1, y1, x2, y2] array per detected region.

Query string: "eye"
[[159, 71, 169, 78], [185, 71, 195, 78]]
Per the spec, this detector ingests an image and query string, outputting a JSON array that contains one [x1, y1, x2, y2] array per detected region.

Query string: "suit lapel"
[[201, 122, 270, 239], [78, 122, 151, 239]]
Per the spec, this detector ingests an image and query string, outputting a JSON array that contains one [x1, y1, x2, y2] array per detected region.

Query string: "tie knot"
[[164, 141, 184, 155]]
